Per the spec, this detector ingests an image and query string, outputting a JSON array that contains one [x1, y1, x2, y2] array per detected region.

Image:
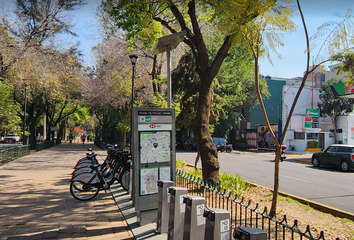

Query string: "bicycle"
[[70, 147, 131, 201]]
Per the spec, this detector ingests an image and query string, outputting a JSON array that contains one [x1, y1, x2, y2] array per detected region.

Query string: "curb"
[[183, 163, 354, 222]]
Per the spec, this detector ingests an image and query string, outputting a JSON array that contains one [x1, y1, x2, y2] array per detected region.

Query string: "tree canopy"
[[103, 0, 282, 184]]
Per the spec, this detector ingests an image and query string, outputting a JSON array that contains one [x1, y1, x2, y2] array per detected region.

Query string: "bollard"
[[233, 226, 267, 240], [156, 180, 174, 234], [167, 187, 188, 240], [183, 195, 206, 240], [204, 207, 231, 240]]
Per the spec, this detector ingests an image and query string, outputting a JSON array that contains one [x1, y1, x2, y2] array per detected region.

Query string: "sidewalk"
[[0, 142, 135, 240]]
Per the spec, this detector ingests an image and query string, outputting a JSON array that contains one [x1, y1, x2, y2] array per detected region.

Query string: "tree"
[[0, 0, 86, 79], [0, 0, 86, 146], [318, 78, 354, 143], [103, 0, 276, 184], [88, 32, 153, 147], [0, 81, 21, 135]]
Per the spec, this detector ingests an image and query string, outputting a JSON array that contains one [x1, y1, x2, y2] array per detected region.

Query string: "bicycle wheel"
[[119, 168, 130, 191], [70, 180, 100, 201]]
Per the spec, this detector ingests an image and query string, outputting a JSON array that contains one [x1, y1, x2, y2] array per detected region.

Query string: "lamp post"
[[152, 30, 186, 108], [23, 84, 27, 145], [129, 54, 138, 153]]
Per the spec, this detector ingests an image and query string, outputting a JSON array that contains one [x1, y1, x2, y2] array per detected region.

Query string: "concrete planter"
[[305, 148, 322, 152]]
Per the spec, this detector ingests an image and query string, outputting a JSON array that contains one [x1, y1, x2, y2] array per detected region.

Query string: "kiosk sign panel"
[[133, 108, 176, 212]]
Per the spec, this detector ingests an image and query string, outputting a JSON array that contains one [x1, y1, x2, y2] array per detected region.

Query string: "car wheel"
[[312, 157, 320, 167], [341, 161, 350, 172]]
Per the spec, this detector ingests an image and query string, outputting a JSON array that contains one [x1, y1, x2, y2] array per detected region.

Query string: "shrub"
[[307, 140, 319, 148]]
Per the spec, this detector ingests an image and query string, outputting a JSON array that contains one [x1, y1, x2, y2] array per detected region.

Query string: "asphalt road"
[[176, 150, 354, 214]]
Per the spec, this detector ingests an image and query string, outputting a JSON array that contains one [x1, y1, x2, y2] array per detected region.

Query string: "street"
[[176, 150, 354, 214]]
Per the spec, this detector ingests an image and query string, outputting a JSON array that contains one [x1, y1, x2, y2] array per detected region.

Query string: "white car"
[[4, 134, 20, 143]]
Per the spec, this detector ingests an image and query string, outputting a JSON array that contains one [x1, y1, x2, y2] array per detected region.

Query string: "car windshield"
[[325, 146, 337, 152]]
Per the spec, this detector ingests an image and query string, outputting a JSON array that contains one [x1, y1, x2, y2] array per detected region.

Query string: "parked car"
[[4, 134, 20, 143], [175, 138, 184, 149], [311, 144, 354, 172], [183, 138, 197, 150], [36, 136, 44, 142]]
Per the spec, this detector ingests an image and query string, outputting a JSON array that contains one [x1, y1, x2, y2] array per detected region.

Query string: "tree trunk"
[[194, 75, 219, 185], [333, 116, 338, 143], [117, 131, 126, 149]]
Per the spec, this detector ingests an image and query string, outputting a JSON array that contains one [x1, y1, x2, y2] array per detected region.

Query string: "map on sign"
[[140, 167, 159, 195], [140, 131, 171, 163]]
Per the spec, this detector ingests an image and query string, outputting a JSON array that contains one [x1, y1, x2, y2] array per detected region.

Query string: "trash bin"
[[233, 226, 267, 240]]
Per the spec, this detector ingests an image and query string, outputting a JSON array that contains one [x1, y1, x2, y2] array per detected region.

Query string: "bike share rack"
[[183, 195, 206, 240], [167, 186, 188, 240], [155, 181, 267, 240], [156, 180, 174, 234]]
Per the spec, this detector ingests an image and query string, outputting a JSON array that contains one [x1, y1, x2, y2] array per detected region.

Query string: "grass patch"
[[177, 160, 250, 196], [219, 172, 250, 196]]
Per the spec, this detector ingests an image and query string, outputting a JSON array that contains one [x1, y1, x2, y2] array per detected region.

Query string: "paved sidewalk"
[[0, 142, 135, 240]]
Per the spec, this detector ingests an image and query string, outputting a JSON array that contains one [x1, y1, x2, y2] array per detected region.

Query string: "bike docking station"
[[204, 207, 231, 240], [156, 180, 174, 233], [183, 195, 206, 240], [167, 186, 188, 240], [131, 107, 176, 226]]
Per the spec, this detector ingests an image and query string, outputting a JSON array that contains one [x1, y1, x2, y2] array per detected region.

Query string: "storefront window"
[[307, 133, 318, 140], [294, 132, 305, 139]]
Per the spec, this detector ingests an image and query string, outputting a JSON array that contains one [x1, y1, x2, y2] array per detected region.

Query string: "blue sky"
[[1, 0, 353, 78], [259, 0, 353, 78], [72, 0, 352, 78]]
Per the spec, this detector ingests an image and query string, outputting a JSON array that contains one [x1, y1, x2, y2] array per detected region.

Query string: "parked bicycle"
[[70, 145, 132, 201]]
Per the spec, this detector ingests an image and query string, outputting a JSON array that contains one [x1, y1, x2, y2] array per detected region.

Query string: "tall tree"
[[0, 0, 86, 78], [318, 78, 354, 143], [0, 0, 86, 146], [0, 81, 21, 134], [103, 0, 276, 184]]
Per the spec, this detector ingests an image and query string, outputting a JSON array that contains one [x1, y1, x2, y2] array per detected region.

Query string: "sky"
[[259, 0, 353, 78], [0, 0, 353, 78], [74, 0, 354, 78]]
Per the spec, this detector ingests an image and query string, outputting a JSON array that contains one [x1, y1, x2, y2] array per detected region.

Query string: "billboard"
[[257, 125, 278, 150], [330, 82, 354, 98]]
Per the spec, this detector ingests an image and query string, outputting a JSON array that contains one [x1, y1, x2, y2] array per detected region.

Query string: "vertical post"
[[131, 63, 136, 153], [167, 49, 171, 108], [23, 85, 27, 145], [129, 54, 138, 153]]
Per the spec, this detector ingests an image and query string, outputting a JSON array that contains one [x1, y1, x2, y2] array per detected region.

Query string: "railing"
[[94, 139, 106, 150], [176, 170, 339, 240], [0, 144, 30, 166]]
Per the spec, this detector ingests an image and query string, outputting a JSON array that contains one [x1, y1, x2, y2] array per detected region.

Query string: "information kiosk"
[[132, 107, 176, 225]]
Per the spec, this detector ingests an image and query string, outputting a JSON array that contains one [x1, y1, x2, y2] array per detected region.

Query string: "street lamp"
[[23, 83, 27, 145], [152, 30, 186, 108], [129, 54, 138, 153]]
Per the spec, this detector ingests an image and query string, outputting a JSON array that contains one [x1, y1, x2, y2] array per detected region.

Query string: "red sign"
[[305, 116, 313, 122], [149, 124, 156, 129]]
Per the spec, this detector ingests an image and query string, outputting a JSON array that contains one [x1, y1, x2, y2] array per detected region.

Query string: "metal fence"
[[176, 170, 339, 240], [0, 144, 30, 166], [0, 140, 62, 166]]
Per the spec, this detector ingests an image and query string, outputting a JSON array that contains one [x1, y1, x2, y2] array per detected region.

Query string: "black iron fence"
[[176, 170, 339, 240], [0, 144, 30, 166], [0, 140, 62, 166]]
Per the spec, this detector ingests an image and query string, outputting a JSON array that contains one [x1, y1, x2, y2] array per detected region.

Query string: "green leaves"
[[318, 78, 354, 118], [0, 81, 21, 134]]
